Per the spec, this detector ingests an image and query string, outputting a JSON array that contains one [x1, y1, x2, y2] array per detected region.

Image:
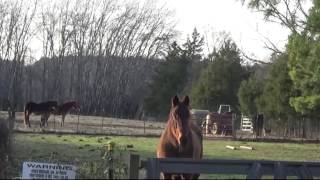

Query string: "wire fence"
[[0, 111, 165, 137]]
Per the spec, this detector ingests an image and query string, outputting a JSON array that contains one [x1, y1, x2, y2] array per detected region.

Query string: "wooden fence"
[[145, 157, 320, 179]]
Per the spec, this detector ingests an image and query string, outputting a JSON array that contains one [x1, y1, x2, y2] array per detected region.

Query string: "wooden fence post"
[[246, 163, 262, 179], [128, 154, 140, 179], [232, 113, 236, 139], [147, 158, 160, 179], [274, 162, 286, 179]]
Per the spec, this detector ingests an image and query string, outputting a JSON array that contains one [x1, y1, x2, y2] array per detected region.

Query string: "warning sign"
[[22, 162, 76, 179]]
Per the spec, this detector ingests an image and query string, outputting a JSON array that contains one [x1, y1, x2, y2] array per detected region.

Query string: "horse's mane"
[[162, 114, 178, 143]]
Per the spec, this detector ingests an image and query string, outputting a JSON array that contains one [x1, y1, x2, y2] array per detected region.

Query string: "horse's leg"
[[27, 113, 31, 128], [40, 116, 42, 128], [24, 111, 28, 128], [42, 116, 45, 127], [41, 114, 47, 128], [40, 115, 44, 128], [61, 114, 65, 127], [45, 114, 50, 127], [24, 111, 30, 128]]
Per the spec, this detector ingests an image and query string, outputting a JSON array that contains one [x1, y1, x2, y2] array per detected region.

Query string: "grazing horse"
[[253, 114, 264, 138], [54, 101, 80, 127], [0, 119, 9, 150], [24, 101, 58, 128], [157, 95, 203, 180]]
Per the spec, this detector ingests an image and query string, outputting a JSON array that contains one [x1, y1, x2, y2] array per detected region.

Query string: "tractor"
[[191, 105, 234, 136]]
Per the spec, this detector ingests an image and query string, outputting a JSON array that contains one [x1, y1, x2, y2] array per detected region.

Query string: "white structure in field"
[[241, 115, 253, 132], [22, 162, 76, 179]]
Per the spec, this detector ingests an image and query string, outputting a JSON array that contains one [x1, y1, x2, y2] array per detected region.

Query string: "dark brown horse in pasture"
[[253, 114, 264, 138], [24, 101, 58, 128], [54, 101, 80, 127], [157, 95, 203, 179], [0, 119, 9, 150]]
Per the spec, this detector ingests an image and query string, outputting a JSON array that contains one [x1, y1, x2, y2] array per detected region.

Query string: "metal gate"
[[147, 158, 320, 179]]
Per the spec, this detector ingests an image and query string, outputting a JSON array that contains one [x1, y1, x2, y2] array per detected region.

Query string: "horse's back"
[[187, 121, 203, 159], [25, 102, 37, 111], [39, 101, 57, 107], [191, 129, 203, 159], [25, 101, 57, 113], [25, 102, 37, 107], [190, 121, 203, 139]]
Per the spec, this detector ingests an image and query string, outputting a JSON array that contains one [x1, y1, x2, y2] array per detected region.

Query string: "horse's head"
[[169, 95, 191, 147], [70, 101, 80, 111]]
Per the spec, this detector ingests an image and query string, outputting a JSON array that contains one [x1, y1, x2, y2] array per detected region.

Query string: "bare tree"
[[0, 0, 37, 113], [238, 0, 311, 63], [0, 0, 176, 119]]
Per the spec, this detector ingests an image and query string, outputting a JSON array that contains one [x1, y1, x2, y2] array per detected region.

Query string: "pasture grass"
[[9, 133, 320, 179]]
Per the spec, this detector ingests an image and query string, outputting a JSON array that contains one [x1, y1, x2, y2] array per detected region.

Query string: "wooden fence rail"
[[146, 158, 320, 179]]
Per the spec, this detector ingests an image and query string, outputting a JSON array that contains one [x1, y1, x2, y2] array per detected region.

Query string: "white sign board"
[[22, 162, 76, 179]]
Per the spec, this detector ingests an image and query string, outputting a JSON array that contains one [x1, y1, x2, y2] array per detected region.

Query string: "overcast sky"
[[30, 0, 311, 62], [156, 0, 294, 62]]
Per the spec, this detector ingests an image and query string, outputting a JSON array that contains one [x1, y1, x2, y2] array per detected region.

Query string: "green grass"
[[8, 133, 320, 179]]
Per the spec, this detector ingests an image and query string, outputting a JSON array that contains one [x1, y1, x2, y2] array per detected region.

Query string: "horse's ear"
[[172, 95, 179, 107], [182, 96, 189, 106]]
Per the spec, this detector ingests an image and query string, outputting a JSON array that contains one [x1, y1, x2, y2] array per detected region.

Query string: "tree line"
[[0, 0, 175, 119], [238, 0, 320, 138], [1, 0, 320, 139], [146, 0, 320, 139]]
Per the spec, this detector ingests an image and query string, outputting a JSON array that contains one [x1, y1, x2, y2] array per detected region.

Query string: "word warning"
[[22, 162, 76, 179]]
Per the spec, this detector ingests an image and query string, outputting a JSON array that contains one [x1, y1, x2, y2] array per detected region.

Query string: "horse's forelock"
[[169, 102, 191, 140], [171, 102, 190, 122]]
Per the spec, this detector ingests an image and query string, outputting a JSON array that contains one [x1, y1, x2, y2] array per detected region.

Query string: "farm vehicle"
[[191, 105, 235, 136]]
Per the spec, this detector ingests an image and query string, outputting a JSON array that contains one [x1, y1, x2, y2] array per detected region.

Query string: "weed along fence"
[[145, 158, 320, 179]]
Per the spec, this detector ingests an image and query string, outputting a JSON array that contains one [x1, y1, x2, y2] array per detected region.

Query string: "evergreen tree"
[[182, 28, 205, 60], [190, 38, 247, 112], [144, 42, 189, 118], [259, 54, 297, 120], [287, 1, 320, 115], [182, 28, 206, 95], [238, 75, 263, 117]]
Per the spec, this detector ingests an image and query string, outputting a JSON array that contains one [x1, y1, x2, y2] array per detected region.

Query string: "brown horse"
[[24, 101, 58, 128], [54, 101, 80, 127], [157, 95, 203, 179], [0, 119, 9, 150]]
